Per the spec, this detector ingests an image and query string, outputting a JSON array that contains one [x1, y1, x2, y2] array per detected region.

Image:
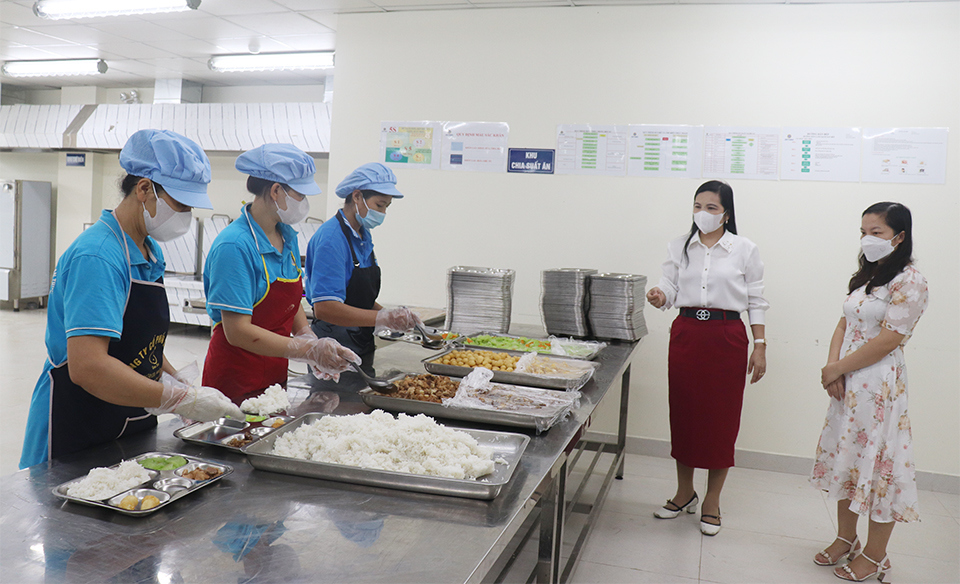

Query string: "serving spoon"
[[350, 362, 406, 394], [414, 322, 444, 350]]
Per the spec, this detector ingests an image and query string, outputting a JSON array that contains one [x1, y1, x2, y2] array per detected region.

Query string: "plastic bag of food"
[[443, 367, 580, 432], [547, 336, 607, 359], [513, 352, 598, 391]]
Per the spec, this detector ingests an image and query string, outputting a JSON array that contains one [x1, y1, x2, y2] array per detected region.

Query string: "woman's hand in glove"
[[374, 307, 422, 333], [146, 373, 244, 421], [285, 336, 359, 382]]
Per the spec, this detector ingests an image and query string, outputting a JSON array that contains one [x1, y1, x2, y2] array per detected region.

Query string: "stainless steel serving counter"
[[1, 336, 639, 584]]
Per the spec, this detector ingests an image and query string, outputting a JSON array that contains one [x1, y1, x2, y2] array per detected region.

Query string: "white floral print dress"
[[810, 265, 929, 523]]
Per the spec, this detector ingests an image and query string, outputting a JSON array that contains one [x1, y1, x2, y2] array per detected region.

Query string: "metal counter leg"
[[537, 459, 566, 584], [616, 364, 631, 480]]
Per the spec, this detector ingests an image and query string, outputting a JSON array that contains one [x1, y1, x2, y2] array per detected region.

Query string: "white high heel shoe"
[[815, 535, 860, 566], [699, 509, 721, 536], [654, 492, 698, 519], [834, 552, 892, 582]]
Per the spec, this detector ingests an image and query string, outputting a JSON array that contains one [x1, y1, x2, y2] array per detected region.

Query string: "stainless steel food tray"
[[422, 346, 596, 390], [52, 452, 233, 516], [358, 387, 556, 430], [174, 415, 294, 453], [456, 332, 604, 361], [242, 413, 529, 500]]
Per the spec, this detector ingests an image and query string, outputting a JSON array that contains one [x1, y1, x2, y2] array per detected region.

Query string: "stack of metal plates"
[[587, 273, 648, 341], [444, 266, 515, 333], [540, 268, 597, 337]]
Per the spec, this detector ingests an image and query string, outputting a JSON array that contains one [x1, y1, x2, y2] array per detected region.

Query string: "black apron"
[[49, 216, 164, 460], [311, 212, 381, 356]]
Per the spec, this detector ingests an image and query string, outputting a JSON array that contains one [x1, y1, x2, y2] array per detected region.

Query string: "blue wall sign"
[[66, 153, 86, 167], [507, 149, 554, 174]]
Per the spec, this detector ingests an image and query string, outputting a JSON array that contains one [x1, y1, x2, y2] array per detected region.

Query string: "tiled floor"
[[3, 308, 958, 583]]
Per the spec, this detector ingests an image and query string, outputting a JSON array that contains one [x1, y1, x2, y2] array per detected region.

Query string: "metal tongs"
[[350, 362, 406, 394], [414, 322, 444, 350]]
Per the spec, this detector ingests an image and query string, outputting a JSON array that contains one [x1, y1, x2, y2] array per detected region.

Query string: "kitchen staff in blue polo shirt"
[[20, 129, 243, 469], [202, 144, 359, 404], [305, 163, 422, 358]]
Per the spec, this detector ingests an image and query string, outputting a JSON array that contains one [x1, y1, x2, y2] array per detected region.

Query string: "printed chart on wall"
[[703, 127, 779, 180], [556, 124, 628, 176], [862, 128, 948, 184], [380, 122, 441, 169], [780, 128, 862, 182], [627, 125, 704, 178], [440, 122, 509, 172]]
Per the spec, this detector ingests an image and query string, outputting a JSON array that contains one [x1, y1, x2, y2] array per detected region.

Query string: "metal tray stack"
[[587, 273, 649, 341], [540, 268, 597, 337], [444, 266, 515, 334]]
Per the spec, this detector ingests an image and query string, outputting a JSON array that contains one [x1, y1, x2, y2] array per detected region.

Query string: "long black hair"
[[848, 202, 914, 295], [682, 180, 737, 265]]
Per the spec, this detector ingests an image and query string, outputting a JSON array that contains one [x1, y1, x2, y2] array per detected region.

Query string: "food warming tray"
[[174, 415, 294, 453], [242, 413, 529, 500], [52, 452, 233, 516], [422, 346, 596, 390], [358, 387, 556, 430], [457, 332, 605, 361]]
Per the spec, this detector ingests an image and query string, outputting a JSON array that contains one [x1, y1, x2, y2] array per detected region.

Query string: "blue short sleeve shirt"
[[20, 209, 165, 469], [305, 210, 376, 305], [203, 205, 303, 324]]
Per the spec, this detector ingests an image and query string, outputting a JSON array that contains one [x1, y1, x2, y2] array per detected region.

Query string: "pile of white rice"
[[241, 384, 290, 415], [270, 410, 496, 479], [65, 460, 152, 500]]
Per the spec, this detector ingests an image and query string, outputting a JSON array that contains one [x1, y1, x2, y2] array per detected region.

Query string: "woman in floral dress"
[[810, 202, 928, 582]]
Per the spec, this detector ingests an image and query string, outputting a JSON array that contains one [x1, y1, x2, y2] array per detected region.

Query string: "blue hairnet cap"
[[235, 143, 322, 196], [335, 163, 403, 199], [119, 129, 212, 209]]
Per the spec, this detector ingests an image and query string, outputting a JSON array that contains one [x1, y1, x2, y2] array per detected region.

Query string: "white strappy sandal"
[[814, 535, 860, 566], [834, 552, 892, 582]]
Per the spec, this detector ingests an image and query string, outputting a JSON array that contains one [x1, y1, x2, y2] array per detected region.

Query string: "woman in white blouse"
[[646, 180, 769, 536]]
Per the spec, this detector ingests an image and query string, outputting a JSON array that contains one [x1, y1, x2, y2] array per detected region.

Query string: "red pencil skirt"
[[668, 314, 749, 469]]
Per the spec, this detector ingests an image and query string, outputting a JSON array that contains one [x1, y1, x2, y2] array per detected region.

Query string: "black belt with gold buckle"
[[679, 308, 741, 321]]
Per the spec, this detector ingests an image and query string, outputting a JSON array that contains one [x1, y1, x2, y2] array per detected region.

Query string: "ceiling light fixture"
[[1, 59, 108, 78], [208, 52, 335, 73], [34, 0, 200, 20]]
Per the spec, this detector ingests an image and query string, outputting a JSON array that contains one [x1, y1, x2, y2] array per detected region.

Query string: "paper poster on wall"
[[862, 128, 948, 184], [780, 127, 862, 182], [627, 125, 703, 178], [556, 124, 628, 176], [440, 122, 509, 172], [703, 127, 780, 180], [380, 122, 441, 169]]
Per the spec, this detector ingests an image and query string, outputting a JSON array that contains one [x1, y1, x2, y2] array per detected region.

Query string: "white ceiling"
[[0, 0, 943, 91]]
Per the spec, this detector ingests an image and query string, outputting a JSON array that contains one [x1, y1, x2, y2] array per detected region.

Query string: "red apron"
[[204, 213, 304, 404]]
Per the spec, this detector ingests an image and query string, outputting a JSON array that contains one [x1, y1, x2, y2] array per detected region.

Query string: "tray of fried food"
[[423, 347, 597, 390]]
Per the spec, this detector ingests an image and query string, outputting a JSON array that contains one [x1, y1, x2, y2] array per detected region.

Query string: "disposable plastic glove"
[[146, 372, 244, 421], [284, 336, 359, 382], [374, 306, 422, 334]]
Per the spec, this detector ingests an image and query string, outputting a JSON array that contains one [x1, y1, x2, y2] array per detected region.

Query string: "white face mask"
[[143, 183, 191, 242], [693, 210, 725, 234], [276, 187, 309, 225], [860, 235, 897, 262]]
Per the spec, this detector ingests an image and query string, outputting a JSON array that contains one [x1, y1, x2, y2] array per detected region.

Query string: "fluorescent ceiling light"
[[34, 0, 200, 20], [1, 59, 108, 78], [209, 52, 335, 73]]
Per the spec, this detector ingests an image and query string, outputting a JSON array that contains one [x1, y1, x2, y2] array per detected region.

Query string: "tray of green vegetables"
[[457, 333, 605, 360]]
